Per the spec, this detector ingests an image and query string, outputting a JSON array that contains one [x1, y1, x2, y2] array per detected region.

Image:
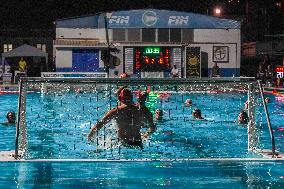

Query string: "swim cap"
[[193, 109, 201, 114], [137, 91, 148, 103], [120, 73, 129, 78], [6, 111, 16, 121], [118, 88, 133, 104], [155, 109, 163, 116]]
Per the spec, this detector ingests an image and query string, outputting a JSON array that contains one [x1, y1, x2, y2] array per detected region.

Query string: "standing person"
[[18, 57, 27, 73], [265, 64, 274, 86], [171, 65, 179, 78], [211, 62, 220, 77], [256, 64, 266, 83], [88, 88, 155, 148]]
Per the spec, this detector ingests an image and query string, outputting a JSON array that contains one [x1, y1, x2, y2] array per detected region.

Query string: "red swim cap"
[[118, 88, 133, 104], [120, 73, 129, 78]]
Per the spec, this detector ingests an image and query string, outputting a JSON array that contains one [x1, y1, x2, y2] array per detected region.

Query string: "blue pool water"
[[1, 91, 283, 159], [1, 86, 284, 188], [0, 160, 284, 188]]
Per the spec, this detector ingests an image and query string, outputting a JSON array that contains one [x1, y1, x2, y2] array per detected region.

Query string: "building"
[[54, 9, 241, 78], [0, 28, 54, 76]]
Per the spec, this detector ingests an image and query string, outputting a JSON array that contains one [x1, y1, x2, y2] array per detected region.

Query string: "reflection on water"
[[1, 161, 282, 188]]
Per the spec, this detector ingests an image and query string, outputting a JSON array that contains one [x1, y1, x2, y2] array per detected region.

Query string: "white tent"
[[1, 44, 48, 68]]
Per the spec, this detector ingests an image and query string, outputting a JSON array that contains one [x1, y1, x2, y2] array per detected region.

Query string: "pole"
[[15, 79, 23, 159], [258, 80, 276, 157], [104, 14, 110, 78]]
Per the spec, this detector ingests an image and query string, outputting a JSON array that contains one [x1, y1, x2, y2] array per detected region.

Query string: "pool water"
[[0, 160, 284, 188], [1, 90, 283, 159]]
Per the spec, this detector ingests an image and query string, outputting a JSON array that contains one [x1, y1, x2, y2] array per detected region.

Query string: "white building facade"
[[54, 9, 241, 78]]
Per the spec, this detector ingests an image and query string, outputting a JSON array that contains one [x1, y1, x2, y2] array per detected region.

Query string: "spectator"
[[171, 65, 179, 78], [266, 64, 274, 86], [256, 64, 266, 83], [211, 62, 220, 77], [18, 57, 27, 73]]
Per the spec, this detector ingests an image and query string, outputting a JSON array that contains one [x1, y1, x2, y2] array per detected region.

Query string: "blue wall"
[[72, 49, 101, 72]]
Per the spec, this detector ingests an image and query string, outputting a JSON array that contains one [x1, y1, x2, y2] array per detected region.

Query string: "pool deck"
[[0, 150, 16, 161]]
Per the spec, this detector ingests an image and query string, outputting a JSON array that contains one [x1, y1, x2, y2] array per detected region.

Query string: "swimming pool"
[[1, 78, 284, 188], [1, 160, 284, 188], [1, 79, 283, 159]]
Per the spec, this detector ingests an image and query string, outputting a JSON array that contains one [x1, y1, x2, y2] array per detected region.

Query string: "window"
[[113, 29, 126, 41], [37, 44, 46, 52], [158, 29, 169, 42], [170, 29, 181, 42], [3, 44, 12, 52], [142, 28, 156, 42], [182, 29, 194, 43], [128, 29, 141, 42]]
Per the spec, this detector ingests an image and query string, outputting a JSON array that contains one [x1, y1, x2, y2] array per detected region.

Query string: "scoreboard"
[[134, 47, 171, 72], [276, 66, 284, 79]]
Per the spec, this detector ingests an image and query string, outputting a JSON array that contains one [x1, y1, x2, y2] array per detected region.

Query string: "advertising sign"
[[186, 47, 201, 78], [108, 9, 240, 29]]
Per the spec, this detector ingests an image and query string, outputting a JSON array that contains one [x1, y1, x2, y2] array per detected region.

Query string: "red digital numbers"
[[135, 50, 141, 70], [275, 66, 284, 73], [164, 48, 169, 67], [135, 47, 171, 71]]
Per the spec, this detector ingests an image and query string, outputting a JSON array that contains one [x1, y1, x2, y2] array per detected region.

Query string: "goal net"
[[15, 77, 271, 160]]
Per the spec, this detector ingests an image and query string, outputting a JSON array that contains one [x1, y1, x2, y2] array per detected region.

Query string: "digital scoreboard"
[[134, 47, 171, 72], [275, 66, 284, 78]]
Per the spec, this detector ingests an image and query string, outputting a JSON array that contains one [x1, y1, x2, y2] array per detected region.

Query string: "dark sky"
[[0, 0, 283, 38], [0, 0, 245, 28]]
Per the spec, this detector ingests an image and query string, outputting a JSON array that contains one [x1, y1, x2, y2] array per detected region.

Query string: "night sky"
[[0, 0, 283, 40]]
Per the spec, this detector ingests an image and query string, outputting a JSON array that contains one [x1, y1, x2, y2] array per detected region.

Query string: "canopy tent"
[[1, 44, 48, 68]]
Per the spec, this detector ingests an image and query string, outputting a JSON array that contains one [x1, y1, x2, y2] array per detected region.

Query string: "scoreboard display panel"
[[134, 47, 171, 72]]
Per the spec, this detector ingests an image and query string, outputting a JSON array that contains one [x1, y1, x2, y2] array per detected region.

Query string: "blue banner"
[[108, 9, 240, 29]]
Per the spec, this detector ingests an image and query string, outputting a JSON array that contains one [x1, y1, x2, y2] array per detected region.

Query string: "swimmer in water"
[[1, 111, 16, 126], [192, 109, 205, 120], [155, 109, 164, 121], [237, 110, 249, 125], [244, 100, 249, 110], [185, 99, 193, 106], [120, 72, 129, 78], [136, 91, 155, 133], [88, 88, 155, 148]]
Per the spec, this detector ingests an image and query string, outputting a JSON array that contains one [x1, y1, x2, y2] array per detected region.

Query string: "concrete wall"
[[54, 28, 240, 77], [193, 29, 241, 77], [55, 49, 72, 71], [56, 28, 107, 41]]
